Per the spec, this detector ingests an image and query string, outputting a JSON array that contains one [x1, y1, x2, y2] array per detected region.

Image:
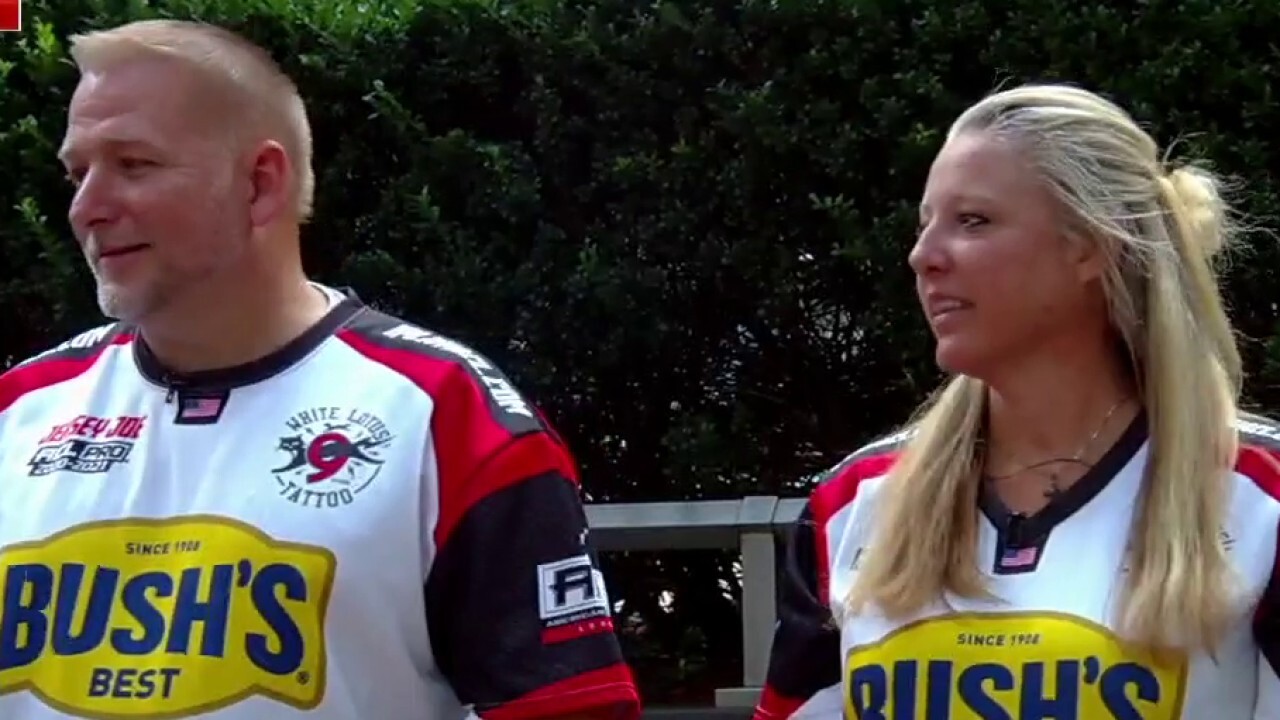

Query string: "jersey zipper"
[[163, 375, 179, 404]]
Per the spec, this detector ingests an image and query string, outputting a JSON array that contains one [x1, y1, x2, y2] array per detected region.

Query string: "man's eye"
[[119, 157, 155, 171]]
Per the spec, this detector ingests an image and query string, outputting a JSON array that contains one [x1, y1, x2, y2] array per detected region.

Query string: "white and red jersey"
[[755, 412, 1280, 719], [0, 285, 640, 719]]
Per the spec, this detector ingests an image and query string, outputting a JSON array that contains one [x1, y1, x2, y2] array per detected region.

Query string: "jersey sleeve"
[[0, 323, 126, 416], [337, 317, 640, 719], [419, 367, 639, 718], [1245, 429, 1280, 717], [1256, 529, 1280, 717], [754, 503, 842, 719]]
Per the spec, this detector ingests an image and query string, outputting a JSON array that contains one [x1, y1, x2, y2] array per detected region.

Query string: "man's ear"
[[245, 139, 292, 229]]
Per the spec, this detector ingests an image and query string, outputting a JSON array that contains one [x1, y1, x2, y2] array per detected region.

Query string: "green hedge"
[[5, 0, 1280, 701]]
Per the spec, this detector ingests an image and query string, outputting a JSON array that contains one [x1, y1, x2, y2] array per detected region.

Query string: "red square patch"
[[0, 0, 20, 32]]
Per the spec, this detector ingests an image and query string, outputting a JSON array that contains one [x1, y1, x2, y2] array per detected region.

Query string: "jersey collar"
[[979, 410, 1149, 539], [132, 287, 365, 393]]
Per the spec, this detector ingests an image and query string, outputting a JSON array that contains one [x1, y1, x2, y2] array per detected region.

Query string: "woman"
[[753, 83, 1280, 719]]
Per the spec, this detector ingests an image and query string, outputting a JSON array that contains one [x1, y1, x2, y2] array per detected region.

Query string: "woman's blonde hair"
[[846, 83, 1243, 654]]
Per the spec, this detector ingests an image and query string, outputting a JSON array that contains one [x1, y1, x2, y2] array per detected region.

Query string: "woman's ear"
[[1066, 229, 1108, 284]]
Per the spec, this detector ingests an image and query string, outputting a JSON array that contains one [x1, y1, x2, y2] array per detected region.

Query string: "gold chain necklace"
[[983, 397, 1130, 493]]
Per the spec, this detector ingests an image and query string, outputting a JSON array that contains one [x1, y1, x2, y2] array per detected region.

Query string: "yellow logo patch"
[[844, 611, 1187, 719], [0, 515, 336, 718]]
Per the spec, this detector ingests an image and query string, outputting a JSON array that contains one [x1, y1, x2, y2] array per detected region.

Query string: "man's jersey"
[[755, 412, 1280, 719], [0, 286, 640, 719]]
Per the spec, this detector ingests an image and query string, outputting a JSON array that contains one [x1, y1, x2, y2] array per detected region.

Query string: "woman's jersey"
[[0, 286, 639, 719], [754, 413, 1280, 719]]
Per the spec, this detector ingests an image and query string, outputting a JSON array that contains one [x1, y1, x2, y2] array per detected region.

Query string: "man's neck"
[[137, 271, 331, 375], [984, 338, 1138, 469]]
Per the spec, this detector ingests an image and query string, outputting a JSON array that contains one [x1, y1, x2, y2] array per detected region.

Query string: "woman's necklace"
[[983, 397, 1130, 498]]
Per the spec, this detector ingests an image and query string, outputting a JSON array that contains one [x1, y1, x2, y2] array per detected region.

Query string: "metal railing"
[[585, 496, 806, 711]]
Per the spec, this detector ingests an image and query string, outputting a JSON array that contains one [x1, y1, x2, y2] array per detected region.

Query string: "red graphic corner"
[[0, 0, 20, 32]]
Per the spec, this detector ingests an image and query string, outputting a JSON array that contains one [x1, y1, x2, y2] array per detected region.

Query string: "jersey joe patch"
[[27, 414, 146, 477], [536, 554, 613, 645], [271, 406, 395, 509], [0, 515, 336, 717]]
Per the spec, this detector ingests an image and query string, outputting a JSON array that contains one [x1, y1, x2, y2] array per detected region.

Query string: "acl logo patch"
[[536, 554, 614, 645]]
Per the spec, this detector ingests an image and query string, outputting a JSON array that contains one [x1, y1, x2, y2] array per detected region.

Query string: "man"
[[0, 19, 640, 719]]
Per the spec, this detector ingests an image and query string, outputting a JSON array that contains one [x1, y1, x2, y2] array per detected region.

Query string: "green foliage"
[[4, 0, 1280, 701]]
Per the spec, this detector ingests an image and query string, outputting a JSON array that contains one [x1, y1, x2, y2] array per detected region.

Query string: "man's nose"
[[68, 167, 120, 237]]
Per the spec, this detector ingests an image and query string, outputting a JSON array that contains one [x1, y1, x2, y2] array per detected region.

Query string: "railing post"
[[585, 496, 809, 714], [714, 495, 778, 709]]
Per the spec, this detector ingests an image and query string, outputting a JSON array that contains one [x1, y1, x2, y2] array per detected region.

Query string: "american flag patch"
[[175, 394, 227, 424], [999, 545, 1039, 569]]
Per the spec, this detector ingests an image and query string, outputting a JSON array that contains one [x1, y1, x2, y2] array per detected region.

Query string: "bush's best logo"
[[0, 516, 335, 718], [844, 612, 1187, 719], [272, 407, 394, 509]]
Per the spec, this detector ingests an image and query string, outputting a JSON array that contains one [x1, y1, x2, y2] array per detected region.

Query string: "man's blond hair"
[[69, 19, 315, 221]]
